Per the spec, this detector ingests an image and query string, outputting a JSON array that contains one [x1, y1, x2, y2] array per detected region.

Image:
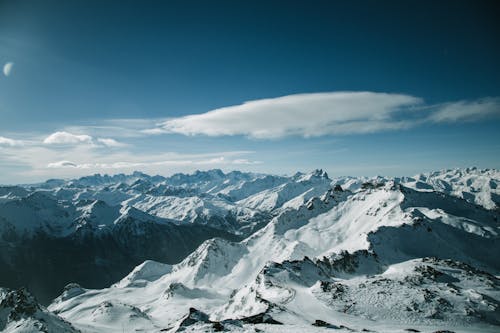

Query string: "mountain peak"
[[294, 168, 330, 182], [0, 287, 79, 332], [312, 168, 329, 179]]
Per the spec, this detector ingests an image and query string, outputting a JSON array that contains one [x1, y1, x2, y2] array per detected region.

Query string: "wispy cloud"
[[47, 160, 78, 168], [232, 159, 263, 165], [96, 138, 127, 147], [0, 136, 23, 146], [427, 98, 500, 123], [43, 131, 93, 145], [1, 91, 498, 183], [43, 131, 126, 147], [144, 92, 500, 138], [63, 118, 161, 138], [44, 93, 500, 142], [0, 140, 261, 181], [46, 156, 262, 170]]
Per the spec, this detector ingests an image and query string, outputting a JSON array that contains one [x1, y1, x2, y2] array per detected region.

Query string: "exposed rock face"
[[0, 221, 240, 305], [176, 307, 282, 332], [0, 288, 79, 333], [2, 168, 500, 332]]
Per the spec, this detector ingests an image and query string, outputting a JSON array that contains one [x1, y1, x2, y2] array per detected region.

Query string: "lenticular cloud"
[[149, 92, 500, 139], [156, 92, 423, 138]]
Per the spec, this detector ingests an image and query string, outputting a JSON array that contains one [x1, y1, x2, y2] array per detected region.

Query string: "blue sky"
[[0, 0, 499, 183]]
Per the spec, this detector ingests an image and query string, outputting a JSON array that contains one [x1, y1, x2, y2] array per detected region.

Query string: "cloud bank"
[[0, 136, 262, 182], [1, 91, 499, 183], [46, 155, 262, 170], [148, 92, 500, 138]]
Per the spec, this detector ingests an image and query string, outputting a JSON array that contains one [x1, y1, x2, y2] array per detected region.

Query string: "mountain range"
[[0, 167, 499, 332]]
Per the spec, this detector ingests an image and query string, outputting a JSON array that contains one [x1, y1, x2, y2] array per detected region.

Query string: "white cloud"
[[232, 159, 263, 165], [43, 131, 126, 147], [0, 141, 260, 181], [146, 92, 500, 139], [44, 154, 260, 170], [0, 136, 22, 146], [63, 118, 162, 138], [44, 131, 93, 145], [152, 92, 423, 138], [1, 91, 499, 184], [428, 98, 500, 123], [46, 160, 186, 170], [3, 62, 14, 76], [41, 93, 498, 144], [96, 138, 127, 147], [47, 160, 78, 168], [141, 128, 167, 135]]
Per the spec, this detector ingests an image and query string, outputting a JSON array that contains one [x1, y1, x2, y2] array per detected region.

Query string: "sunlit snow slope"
[[40, 168, 500, 333]]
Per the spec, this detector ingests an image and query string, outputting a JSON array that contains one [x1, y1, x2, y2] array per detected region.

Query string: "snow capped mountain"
[[124, 192, 270, 234], [45, 170, 500, 332], [402, 167, 500, 210], [0, 288, 78, 333], [113, 260, 173, 288], [1, 167, 500, 332], [0, 186, 30, 203], [2, 168, 338, 236], [0, 192, 76, 237], [69, 171, 156, 188], [164, 169, 257, 193], [237, 169, 332, 212], [73, 199, 121, 232], [0, 189, 240, 305]]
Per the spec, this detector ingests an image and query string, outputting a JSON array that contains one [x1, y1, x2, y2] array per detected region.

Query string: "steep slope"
[[20, 169, 336, 235], [237, 169, 332, 211], [23, 170, 277, 234], [2, 168, 499, 331], [0, 186, 30, 204], [163, 169, 258, 194], [0, 192, 76, 237], [49, 181, 500, 332], [402, 167, 500, 210], [0, 288, 79, 333], [0, 196, 240, 305], [125, 193, 270, 234]]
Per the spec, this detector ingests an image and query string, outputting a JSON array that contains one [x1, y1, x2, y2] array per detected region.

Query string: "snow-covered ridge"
[[402, 167, 500, 210], [0, 288, 78, 333], [1, 167, 500, 332], [5, 168, 498, 228], [2, 168, 341, 236], [47, 174, 500, 332]]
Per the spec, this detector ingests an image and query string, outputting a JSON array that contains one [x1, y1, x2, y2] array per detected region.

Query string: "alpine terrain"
[[1, 167, 499, 332]]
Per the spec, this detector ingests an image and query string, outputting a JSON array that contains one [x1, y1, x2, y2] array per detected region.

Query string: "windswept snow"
[[1, 167, 500, 332]]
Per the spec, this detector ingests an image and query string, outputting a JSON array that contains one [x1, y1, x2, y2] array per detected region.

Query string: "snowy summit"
[[0, 167, 499, 332]]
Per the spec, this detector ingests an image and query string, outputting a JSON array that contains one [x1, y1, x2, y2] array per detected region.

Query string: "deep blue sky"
[[0, 0, 499, 183]]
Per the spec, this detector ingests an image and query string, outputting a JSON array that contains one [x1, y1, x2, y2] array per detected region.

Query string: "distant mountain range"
[[1, 167, 499, 332]]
